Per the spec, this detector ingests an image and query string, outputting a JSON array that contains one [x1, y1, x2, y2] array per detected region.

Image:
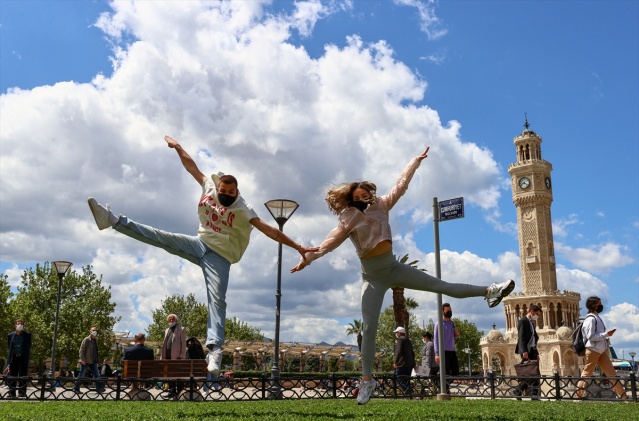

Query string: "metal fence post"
[[489, 371, 495, 400], [553, 371, 561, 400], [115, 374, 121, 401], [331, 373, 337, 398], [39, 373, 47, 401]]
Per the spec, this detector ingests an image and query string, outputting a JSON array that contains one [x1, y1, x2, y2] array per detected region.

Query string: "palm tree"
[[392, 254, 425, 336], [346, 319, 363, 351]]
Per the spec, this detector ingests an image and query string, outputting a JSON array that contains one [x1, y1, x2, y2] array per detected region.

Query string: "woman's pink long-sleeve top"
[[301, 157, 422, 266]]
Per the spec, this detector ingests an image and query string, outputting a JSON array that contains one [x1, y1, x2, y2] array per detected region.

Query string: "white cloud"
[[289, 0, 350, 37], [556, 266, 609, 303], [556, 242, 635, 274], [600, 302, 639, 352], [5, 1, 632, 353], [3, 263, 23, 288], [419, 52, 445, 65], [553, 213, 580, 238], [394, 0, 447, 40]]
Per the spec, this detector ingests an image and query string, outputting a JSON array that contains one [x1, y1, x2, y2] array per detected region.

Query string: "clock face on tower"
[[545, 177, 552, 189], [518, 177, 531, 189]]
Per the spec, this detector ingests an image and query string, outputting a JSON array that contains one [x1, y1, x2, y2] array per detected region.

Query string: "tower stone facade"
[[481, 121, 581, 378]]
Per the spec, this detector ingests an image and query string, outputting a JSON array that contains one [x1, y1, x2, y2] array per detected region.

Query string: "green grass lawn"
[[0, 399, 636, 421]]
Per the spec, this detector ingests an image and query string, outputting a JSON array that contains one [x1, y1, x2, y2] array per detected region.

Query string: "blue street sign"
[[439, 197, 464, 221]]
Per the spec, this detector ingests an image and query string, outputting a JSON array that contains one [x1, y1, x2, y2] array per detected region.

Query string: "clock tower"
[[480, 119, 581, 378], [508, 119, 556, 294]]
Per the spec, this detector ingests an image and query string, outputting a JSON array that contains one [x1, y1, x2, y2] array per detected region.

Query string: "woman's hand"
[[297, 245, 319, 261], [417, 146, 430, 161], [290, 261, 307, 273]]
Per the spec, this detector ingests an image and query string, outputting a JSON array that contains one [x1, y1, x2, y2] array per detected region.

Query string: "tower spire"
[[524, 112, 530, 130]]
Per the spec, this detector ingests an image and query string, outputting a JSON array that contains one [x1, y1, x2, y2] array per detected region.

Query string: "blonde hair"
[[325, 181, 377, 215]]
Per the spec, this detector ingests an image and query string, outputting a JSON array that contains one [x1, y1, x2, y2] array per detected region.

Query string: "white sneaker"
[[356, 379, 376, 405], [486, 279, 515, 308], [87, 197, 117, 230], [207, 346, 223, 375]]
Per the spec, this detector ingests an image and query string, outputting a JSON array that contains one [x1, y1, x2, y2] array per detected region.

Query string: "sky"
[[1, 0, 638, 357]]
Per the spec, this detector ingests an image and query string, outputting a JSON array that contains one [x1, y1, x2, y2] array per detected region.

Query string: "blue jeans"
[[202, 372, 220, 392], [359, 252, 487, 377], [114, 216, 231, 347], [75, 362, 103, 391], [395, 366, 412, 394]]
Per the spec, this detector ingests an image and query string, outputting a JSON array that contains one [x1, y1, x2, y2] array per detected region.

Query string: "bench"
[[122, 360, 208, 400]]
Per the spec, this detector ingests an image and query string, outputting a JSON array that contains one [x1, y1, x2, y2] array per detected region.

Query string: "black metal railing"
[[0, 371, 636, 402]]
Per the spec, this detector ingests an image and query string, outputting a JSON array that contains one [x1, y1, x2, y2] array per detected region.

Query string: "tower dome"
[[487, 329, 504, 343], [556, 326, 573, 341]]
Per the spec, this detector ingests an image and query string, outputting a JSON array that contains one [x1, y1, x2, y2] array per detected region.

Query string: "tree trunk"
[[392, 287, 409, 336]]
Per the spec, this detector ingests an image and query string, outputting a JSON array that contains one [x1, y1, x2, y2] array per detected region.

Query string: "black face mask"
[[444, 311, 453, 318], [218, 193, 236, 207], [352, 200, 369, 212], [596, 304, 604, 313]]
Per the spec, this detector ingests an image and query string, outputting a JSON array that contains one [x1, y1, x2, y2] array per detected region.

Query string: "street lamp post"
[[49, 261, 73, 384], [264, 199, 299, 398], [629, 352, 636, 372], [463, 346, 472, 376]]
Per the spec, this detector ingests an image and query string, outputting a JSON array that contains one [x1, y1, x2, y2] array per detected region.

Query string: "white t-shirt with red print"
[[197, 175, 258, 264]]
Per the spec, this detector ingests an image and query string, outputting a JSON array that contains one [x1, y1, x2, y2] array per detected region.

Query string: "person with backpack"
[[576, 296, 628, 400]]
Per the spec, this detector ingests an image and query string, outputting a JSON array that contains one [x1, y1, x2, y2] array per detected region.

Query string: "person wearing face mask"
[[75, 327, 104, 394], [159, 314, 186, 398], [419, 331, 438, 378], [392, 327, 415, 396], [4, 319, 32, 398], [87, 135, 318, 376], [434, 303, 460, 376], [576, 296, 628, 400], [514, 304, 542, 399], [291, 147, 515, 405]]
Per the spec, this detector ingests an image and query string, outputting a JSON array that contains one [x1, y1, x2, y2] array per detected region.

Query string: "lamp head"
[[265, 199, 299, 226], [52, 261, 73, 276]]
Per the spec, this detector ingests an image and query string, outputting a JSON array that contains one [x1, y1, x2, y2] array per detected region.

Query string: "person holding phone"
[[576, 296, 628, 400]]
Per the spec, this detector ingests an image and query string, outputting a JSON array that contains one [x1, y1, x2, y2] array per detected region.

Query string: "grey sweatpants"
[[359, 252, 487, 377]]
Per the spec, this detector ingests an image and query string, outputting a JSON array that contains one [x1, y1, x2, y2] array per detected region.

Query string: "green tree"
[[346, 319, 363, 351], [392, 254, 425, 336], [225, 317, 263, 341], [376, 305, 421, 371], [8, 263, 119, 372], [146, 293, 208, 341], [0, 274, 14, 367], [146, 294, 263, 342], [426, 318, 484, 374]]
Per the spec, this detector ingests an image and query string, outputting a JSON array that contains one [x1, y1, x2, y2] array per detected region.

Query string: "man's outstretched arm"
[[165, 135, 206, 184], [250, 217, 319, 260]]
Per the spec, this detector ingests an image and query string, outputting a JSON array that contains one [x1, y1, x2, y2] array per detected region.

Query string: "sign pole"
[[433, 197, 450, 400]]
